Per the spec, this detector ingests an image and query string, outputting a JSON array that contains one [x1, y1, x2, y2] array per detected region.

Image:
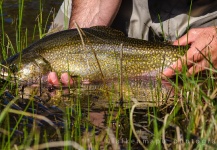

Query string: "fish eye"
[[9, 64, 18, 73]]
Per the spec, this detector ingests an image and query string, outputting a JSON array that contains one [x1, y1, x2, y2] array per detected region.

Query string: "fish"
[[1, 26, 186, 82], [1, 26, 187, 106]]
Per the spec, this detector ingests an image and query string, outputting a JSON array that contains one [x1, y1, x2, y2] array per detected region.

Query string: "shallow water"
[[2, 0, 62, 32], [1, 0, 63, 59]]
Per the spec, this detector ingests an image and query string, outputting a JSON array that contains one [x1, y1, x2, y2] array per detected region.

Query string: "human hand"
[[48, 72, 73, 86], [163, 26, 217, 78]]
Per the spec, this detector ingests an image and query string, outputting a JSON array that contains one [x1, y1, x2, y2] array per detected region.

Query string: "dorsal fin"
[[90, 26, 125, 37]]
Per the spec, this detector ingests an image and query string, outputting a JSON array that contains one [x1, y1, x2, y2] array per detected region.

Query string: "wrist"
[[69, 0, 122, 29]]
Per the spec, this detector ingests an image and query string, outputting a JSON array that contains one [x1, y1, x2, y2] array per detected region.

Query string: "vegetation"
[[0, 0, 217, 150]]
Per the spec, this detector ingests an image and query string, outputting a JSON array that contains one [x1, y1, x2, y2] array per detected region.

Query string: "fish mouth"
[[0, 64, 18, 81], [0, 69, 49, 86], [0, 69, 18, 81]]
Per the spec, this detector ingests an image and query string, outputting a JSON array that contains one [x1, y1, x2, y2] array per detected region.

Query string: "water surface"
[[1, 0, 63, 59]]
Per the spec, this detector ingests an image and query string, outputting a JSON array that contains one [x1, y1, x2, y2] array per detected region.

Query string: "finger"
[[187, 59, 207, 76], [173, 34, 189, 46], [162, 67, 175, 78], [163, 45, 211, 78], [162, 46, 204, 78], [173, 29, 199, 46], [162, 59, 183, 78], [61, 73, 73, 85], [48, 72, 60, 85], [184, 45, 211, 67]]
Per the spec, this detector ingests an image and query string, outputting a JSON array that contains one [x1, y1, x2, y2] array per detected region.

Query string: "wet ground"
[[0, 86, 182, 149]]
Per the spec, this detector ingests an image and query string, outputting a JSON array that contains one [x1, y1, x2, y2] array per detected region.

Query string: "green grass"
[[1, 0, 217, 150]]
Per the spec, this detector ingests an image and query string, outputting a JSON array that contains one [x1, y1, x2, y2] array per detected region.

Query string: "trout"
[[1, 26, 187, 106]]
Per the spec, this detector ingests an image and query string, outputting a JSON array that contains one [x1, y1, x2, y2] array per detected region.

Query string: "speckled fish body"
[[3, 26, 186, 84]]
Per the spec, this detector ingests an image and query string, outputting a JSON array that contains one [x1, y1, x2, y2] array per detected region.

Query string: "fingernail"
[[48, 72, 59, 85], [162, 67, 175, 78], [61, 73, 73, 85], [173, 40, 178, 45]]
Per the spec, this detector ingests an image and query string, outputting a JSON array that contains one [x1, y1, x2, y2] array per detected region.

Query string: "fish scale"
[[2, 26, 187, 82], [1, 26, 187, 105]]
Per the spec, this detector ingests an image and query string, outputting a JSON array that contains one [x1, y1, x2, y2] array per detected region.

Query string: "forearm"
[[69, 0, 122, 29]]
